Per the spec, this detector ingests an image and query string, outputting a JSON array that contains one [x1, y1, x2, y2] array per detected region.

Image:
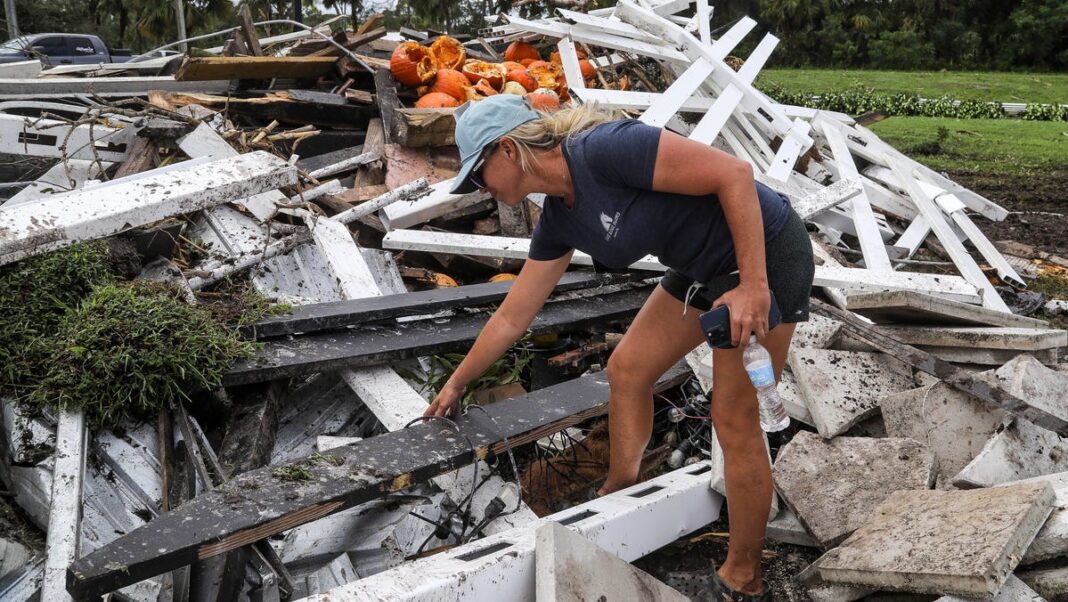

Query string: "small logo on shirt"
[[600, 211, 621, 241]]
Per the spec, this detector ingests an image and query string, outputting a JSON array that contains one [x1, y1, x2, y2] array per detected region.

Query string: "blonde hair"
[[504, 102, 621, 175]]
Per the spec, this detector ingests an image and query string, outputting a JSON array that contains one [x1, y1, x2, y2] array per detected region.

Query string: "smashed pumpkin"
[[462, 61, 505, 90], [415, 92, 460, 109], [390, 42, 437, 87], [504, 41, 541, 64], [430, 35, 466, 70], [528, 89, 560, 111], [506, 69, 538, 92], [430, 69, 470, 102]]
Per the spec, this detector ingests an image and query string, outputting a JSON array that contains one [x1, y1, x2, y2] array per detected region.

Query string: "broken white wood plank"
[[0, 76, 230, 99], [535, 522, 688, 602], [2, 160, 111, 208], [556, 37, 587, 99], [379, 178, 486, 230], [875, 326, 1067, 352], [382, 229, 983, 303], [178, 122, 288, 222], [0, 150, 295, 266], [687, 85, 743, 145], [42, 409, 86, 602], [791, 178, 862, 221], [817, 118, 892, 271], [736, 34, 779, 84], [504, 14, 687, 63], [299, 462, 721, 601], [693, 0, 712, 45], [307, 151, 380, 180], [847, 125, 1008, 221], [640, 59, 715, 128], [556, 8, 665, 44], [0, 114, 130, 162], [949, 208, 1026, 288], [847, 290, 1050, 329], [887, 157, 1011, 313]]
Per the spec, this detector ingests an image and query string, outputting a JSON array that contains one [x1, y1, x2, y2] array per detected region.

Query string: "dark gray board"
[[67, 363, 690, 599], [225, 282, 653, 386], [246, 271, 620, 339]]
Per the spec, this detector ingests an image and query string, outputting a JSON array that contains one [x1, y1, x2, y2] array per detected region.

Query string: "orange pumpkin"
[[462, 61, 505, 90], [527, 90, 560, 111], [506, 69, 538, 92], [504, 41, 540, 64], [520, 58, 537, 67], [501, 61, 526, 72], [555, 74, 570, 102], [430, 35, 466, 70], [527, 61, 561, 90], [473, 79, 498, 96], [578, 59, 596, 81], [431, 69, 470, 102], [415, 92, 460, 108], [390, 42, 437, 87]]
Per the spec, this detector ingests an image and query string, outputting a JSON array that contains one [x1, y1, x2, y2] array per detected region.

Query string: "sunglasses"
[[468, 142, 498, 190]]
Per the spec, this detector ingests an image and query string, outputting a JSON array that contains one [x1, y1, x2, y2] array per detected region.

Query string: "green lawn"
[[868, 116, 1068, 176], [757, 69, 1068, 105]]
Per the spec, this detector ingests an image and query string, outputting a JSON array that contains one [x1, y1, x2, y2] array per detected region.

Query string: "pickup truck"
[[0, 33, 133, 66]]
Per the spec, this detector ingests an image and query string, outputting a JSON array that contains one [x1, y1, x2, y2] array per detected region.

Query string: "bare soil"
[[951, 169, 1068, 257]]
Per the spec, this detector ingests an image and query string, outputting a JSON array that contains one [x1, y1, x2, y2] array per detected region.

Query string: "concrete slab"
[[996, 354, 1068, 426], [792, 314, 843, 350], [994, 472, 1068, 565], [779, 368, 815, 426], [847, 290, 1051, 329], [534, 522, 688, 602], [1018, 565, 1068, 601], [917, 345, 1060, 367], [881, 382, 1005, 489], [844, 414, 887, 438], [875, 326, 1067, 352], [952, 417, 1068, 489], [766, 506, 819, 548], [0, 537, 32, 580], [818, 482, 1056, 597], [799, 554, 873, 602], [788, 349, 914, 438], [935, 576, 1046, 602], [772, 431, 934, 548]]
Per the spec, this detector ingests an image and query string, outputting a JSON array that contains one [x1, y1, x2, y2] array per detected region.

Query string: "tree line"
[[3, 0, 1065, 70]]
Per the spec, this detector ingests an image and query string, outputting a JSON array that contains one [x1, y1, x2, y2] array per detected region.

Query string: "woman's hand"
[[424, 382, 465, 418], [711, 281, 771, 347]]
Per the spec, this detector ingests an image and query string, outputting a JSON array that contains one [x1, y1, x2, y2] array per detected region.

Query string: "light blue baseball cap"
[[450, 94, 540, 194]]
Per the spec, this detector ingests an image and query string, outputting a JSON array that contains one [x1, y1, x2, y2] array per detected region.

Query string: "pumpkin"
[[430, 35, 466, 70], [415, 92, 460, 109], [555, 74, 570, 102], [527, 61, 562, 90], [527, 89, 560, 111], [501, 60, 526, 72], [489, 273, 518, 283], [578, 59, 596, 81], [502, 81, 528, 95], [520, 58, 538, 67], [390, 42, 437, 87], [462, 61, 505, 90], [506, 69, 538, 92], [430, 69, 470, 102], [473, 78, 498, 96], [504, 41, 540, 64]]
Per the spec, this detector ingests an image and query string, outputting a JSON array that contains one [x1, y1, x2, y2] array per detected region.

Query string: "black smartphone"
[[698, 291, 782, 349]]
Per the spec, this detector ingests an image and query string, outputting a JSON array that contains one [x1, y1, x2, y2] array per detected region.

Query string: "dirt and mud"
[[952, 169, 1068, 257]]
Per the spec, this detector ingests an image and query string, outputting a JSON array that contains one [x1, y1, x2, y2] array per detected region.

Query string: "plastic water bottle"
[[742, 335, 790, 432]]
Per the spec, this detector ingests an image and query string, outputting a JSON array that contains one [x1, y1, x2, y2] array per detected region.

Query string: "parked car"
[[0, 34, 132, 66]]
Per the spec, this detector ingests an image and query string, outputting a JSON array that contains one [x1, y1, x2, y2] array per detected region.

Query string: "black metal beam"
[[246, 271, 620, 339], [224, 282, 652, 387], [67, 363, 690, 599]]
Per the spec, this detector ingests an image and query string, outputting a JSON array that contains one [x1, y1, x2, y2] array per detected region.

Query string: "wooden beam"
[[393, 108, 457, 147], [373, 68, 401, 146], [237, 5, 264, 56], [174, 56, 338, 81], [68, 365, 690, 599], [307, 27, 387, 57], [224, 283, 654, 386], [247, 271, 620, 339]]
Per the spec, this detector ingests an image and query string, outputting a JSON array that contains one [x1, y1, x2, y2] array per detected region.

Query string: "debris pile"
[[0, 1, 1065, 601]]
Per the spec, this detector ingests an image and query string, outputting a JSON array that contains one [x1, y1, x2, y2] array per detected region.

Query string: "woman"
[[423, 94, 814, 601]]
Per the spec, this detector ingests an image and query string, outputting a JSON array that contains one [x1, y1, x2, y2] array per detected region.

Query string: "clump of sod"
[[26, 281, 256, 428], [0, 241, 117, 398]]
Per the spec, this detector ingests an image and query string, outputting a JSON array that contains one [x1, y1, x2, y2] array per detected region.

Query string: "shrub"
[[27, 281, 256, 428]]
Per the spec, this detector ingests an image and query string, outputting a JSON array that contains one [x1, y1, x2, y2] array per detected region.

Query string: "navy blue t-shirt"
[[527, 119, 791, 282]]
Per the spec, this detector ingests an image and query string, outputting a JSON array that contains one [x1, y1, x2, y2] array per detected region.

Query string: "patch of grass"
[[1031, 274, 1068, 299], [0, 241, 117, 399], [867, 117, 1068, 176], [26, 281, 256, 428], [272, 452, 341, 483], [757, 69, 1068, 105]]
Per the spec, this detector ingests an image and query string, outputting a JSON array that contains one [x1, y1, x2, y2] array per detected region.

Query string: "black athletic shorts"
[[660, 208, 814, 323]]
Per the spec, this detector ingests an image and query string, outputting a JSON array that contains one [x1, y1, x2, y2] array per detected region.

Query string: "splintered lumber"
[[67, 365, 689, 599], [42, 410, 86, 602], [224, 282, 654, 386], [393, 108, 457, 147], [0, 151, 295, 266], [812, 299, 1068, 436], [248, 271, 621, 339], [174, 56, 339, 81]]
